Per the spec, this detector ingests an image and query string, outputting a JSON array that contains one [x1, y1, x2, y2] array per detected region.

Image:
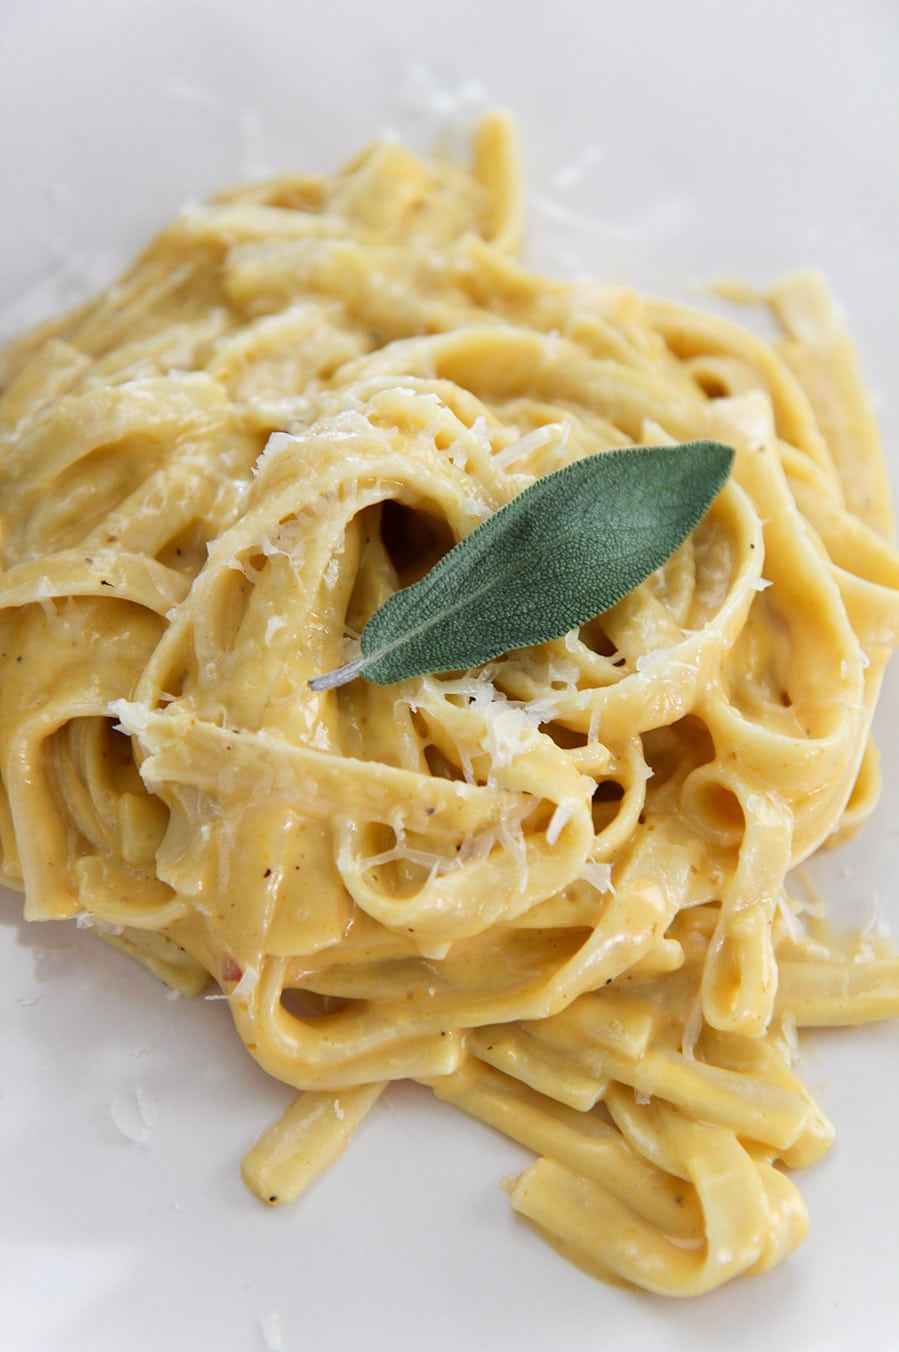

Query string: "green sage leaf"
[[310, 439, 734, 690]]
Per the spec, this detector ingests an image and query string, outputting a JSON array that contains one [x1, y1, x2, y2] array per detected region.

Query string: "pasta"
[[2, 111, 899, 1296]]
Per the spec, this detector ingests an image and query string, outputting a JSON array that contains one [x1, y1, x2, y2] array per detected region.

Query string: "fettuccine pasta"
[[2, 112, 898, 1296]]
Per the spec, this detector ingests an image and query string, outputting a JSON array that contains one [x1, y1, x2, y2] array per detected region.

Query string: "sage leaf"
[[310, 439, 734, 690]]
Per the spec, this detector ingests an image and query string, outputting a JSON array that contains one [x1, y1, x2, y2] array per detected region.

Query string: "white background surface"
[[2, 2, 898, 1349]]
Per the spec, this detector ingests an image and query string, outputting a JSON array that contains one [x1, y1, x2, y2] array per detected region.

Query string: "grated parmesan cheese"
[[108, 697, 153, 738], [775, 893, 806, 945], [258, 1312, 286, 1352], [545, 799, 574, 846], [492, 423, 563, 469], [232, 963, 259, 999], [551, 144, 605, 192], [579, 860, 614, 895], [110, 1087, 157, 1145], [75, 912, 123, 936]]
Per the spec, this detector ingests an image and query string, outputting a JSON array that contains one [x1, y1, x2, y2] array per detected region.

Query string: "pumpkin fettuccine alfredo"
[[2, 112, 899, 1296]]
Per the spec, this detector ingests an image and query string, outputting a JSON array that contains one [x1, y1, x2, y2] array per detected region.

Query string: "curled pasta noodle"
[[2, 112, 898, 1295]]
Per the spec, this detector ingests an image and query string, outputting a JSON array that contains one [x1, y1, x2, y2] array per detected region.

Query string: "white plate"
[[2, 3, 898, 1349]]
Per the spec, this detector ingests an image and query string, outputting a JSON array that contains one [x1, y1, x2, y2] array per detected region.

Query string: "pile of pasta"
[[2, 113, 899, 1295]]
